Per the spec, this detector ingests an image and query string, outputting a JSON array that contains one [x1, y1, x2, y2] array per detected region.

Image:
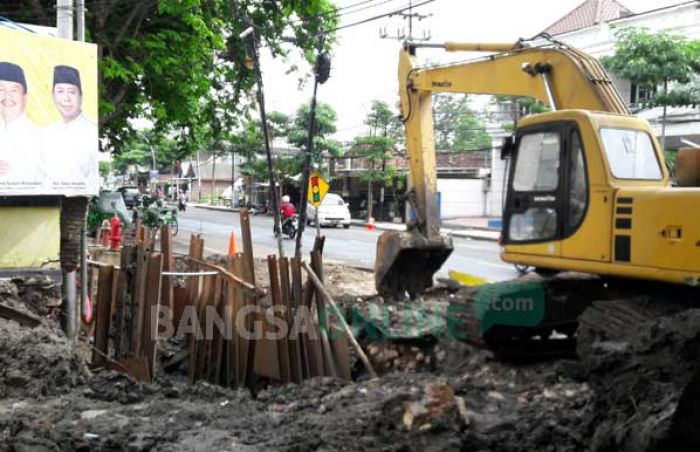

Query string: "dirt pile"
[[0, 279, 89, 399], [578, 305, 700, 452]]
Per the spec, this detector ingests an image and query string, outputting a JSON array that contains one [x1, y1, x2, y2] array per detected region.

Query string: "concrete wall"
[[0, 207, 60, 268], [437, 178, 486, 218]]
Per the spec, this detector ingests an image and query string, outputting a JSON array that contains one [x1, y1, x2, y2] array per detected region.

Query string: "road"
[[173, 207, 518, 282]]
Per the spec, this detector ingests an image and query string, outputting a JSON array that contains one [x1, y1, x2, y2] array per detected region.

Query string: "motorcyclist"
[[280, 195, 296, 225]]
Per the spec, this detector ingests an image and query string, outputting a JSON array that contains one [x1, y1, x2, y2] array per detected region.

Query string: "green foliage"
[[287, 102, 343, 158], [601, 27, 700, 108], [98, 162, 110, 179], [233, 101, 341, 185], [432, 94, 491, 151], [351, 100, 398, 186], [5, 0, 339, 156], [112, 129, 182, 174]]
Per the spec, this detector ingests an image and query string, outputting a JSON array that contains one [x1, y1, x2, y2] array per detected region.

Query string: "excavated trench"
[[1, 270, 699, 451]]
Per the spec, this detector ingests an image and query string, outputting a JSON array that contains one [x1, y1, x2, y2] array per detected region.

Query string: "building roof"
[[543, 0, 634, 35]]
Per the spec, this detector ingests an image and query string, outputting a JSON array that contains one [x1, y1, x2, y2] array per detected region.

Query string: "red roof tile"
[[544, 0, 634, 35]]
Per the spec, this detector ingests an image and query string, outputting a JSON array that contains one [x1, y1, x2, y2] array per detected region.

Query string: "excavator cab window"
[[599, 128, 662, 180], [503, 122, 588, 244]]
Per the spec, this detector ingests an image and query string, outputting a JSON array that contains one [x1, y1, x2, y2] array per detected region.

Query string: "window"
[[513, 132, 560, 192], [600, 128, 662, 180], [568, 131, 587, 229], [509, 207, 558, 241]]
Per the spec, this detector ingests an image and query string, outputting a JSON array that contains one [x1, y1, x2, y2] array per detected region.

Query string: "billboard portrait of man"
[[42, 65, 98, 187], [0, 61, 43, 183]]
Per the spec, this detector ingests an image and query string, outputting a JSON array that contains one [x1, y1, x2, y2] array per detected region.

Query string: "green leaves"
[[602, 27, 700, 108], [351, 100, 399, 186], [432, 94, 491, 151]]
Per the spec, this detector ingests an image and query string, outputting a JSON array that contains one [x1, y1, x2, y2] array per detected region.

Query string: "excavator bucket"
[[375, 231, 453, 299]]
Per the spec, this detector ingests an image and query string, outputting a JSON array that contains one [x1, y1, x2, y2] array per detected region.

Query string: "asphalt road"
[[172, 207, 518, 283]]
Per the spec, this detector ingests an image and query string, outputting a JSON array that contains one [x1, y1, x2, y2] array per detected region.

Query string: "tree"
[[1, 0, 339, 155], [494, 96, 549, 131], [601, 27, 700, 149], [432, 94, 491, 151], [351, 100, 400, 221], [287, 102, 343, 163], [112, 129, 181, 174]]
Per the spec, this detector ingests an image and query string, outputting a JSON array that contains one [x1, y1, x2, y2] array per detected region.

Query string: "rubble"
[[0, 271, 699, 451]]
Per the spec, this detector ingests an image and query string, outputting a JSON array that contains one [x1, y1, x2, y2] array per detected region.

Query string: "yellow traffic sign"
[[308, 170, 329, 208]]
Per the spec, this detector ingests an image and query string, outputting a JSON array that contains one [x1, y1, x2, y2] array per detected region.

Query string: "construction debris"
[[1, 215, 699, 451]]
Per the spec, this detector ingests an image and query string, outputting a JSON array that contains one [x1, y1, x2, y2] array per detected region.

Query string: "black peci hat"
[[0, 62, 27, 92], [53, 65, 81, 93]]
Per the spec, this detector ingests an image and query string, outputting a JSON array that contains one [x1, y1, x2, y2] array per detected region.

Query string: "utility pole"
[[296, 38, 331, 258], [57, 0, 74, 40], [240, 23, 285, 258], [76, 1, 85, 42], [57, 0, 78, 338], [379, 0, 431, 41]]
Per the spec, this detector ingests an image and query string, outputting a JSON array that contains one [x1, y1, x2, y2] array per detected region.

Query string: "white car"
[[306, 193, 351, 228]]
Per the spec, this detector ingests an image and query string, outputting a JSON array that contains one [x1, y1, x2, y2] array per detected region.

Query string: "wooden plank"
[[329, 324, 352, 380], [233, 254, 246, 386], [239, 209, 258, 389], [224, 255, 238, 387], [141, 253, 163, 378], [268, 255, 291, 383], [208, 275, 224, 384], [311, 249, 337, 377], [0, 304, 40, 328], [93, 264, 115, 367], [302, 262, 377, 378], [253, 309, 281, 380], [196, 275, 215, 381], [239, 208, 256, 285], [186, 257, 256, 292], [114, 246, 135, 360], [291, 256, 310, 379], [279, 257, 302, 383], [131, 243, 148, 356], [172, 286, 188, 330], [160, 224, 174, 325], [303, 235, 326, 308]]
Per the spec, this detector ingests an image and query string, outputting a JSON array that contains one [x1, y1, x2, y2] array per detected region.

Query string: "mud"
[[1, 276, 699, 451]]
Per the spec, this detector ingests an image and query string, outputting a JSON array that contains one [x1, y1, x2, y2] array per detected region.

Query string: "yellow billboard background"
[[0, 26, 98, 127]]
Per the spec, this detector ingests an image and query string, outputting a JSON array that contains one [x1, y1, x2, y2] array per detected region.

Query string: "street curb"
[[193, 204, 238, 213], [350, 219, 500, 242]]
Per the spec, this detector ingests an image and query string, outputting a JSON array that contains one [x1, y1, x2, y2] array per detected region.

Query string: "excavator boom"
[[376, 36, 630, 298]]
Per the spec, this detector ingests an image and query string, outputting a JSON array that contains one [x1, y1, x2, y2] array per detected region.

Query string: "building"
[[331, 150, 491, 220], [539, 0, 700, 148], [482, 0, 700, 217]]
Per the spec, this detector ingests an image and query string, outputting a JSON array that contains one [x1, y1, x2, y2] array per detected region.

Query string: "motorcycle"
[[281, 215, 297, 239]]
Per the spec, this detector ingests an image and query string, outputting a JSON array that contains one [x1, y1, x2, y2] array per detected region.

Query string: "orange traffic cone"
[[228, 232, 238, 256], [367, 217, 375, 231]]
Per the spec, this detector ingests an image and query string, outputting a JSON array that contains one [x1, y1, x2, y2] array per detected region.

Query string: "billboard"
[[0, 27, 98, 195]]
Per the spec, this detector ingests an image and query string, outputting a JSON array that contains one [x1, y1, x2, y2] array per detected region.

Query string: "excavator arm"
[[376, 37, 629, 298]]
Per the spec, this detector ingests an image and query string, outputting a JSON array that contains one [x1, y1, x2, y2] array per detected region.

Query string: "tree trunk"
[[210, 154, 216, 206], [367, 179, 373, 221]]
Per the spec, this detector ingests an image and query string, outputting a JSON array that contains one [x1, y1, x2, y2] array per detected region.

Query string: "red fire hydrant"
[[101, 219, 111, 247], [110, 214, 123, 250]]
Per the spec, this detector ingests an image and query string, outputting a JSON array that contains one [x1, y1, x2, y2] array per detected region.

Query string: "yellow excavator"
[[376, 36, 700, 300]]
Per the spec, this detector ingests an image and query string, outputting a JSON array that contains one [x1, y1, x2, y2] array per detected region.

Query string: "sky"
[[260, 0, 684, 142]]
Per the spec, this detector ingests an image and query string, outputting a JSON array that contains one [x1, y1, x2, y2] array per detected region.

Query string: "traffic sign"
[[307, 170, 329, 208]]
